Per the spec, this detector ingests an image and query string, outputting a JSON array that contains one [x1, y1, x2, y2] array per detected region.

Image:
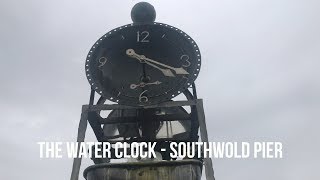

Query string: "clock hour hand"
[[126, 49, 189, 75], [126, 49, 175, 77], [130, 81, 162, 89]]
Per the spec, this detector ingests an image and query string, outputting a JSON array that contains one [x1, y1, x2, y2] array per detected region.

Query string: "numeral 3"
[[180, 55, 191, 67]]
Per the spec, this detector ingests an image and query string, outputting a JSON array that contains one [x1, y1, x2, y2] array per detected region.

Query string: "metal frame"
[[70, 88, 215, 180]]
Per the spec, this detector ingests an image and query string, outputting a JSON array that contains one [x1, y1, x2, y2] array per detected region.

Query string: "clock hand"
[[141, 56, 189, 75], [144, 61, 175, 77], [130, 81, 162, 89], [126, 49, 175, 77], [126, 49, 189, 75], [126, 49, 143, 62]]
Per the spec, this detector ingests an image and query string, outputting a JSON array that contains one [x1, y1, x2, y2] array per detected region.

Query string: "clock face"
[[86, 22, 201, 106]]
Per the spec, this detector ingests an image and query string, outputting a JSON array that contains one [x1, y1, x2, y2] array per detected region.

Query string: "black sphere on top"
[[131, 2, 156, 23]]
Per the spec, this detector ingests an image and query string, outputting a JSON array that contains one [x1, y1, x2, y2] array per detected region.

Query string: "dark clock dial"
[[85, 22, 201, 106]]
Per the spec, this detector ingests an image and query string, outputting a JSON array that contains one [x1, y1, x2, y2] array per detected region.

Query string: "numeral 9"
[[98, 57, 107, 68]]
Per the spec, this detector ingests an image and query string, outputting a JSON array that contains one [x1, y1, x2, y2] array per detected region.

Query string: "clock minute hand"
[[126, 49, 189, 75], [126, 49, 175, 77], [140, 56, 189, 75], [144, 60, 175, 77]]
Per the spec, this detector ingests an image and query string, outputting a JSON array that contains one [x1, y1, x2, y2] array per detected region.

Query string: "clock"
[[85, 22, 201, 106]]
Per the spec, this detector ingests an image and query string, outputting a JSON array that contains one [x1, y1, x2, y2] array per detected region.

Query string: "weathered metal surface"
[[84, 160, 202, 180]]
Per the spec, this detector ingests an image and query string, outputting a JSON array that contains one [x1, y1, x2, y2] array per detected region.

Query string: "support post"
[[70, 106, 88, 180], [196, 99, 215, 180]]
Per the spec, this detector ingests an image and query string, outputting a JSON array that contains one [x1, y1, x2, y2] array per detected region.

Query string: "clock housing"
[[85, 22, 201, 106]]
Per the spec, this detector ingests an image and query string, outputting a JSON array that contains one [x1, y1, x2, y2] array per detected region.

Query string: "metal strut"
[[70, 90, 94, 180], [196, 99, 215, 180], [70, 105, 88, 180]]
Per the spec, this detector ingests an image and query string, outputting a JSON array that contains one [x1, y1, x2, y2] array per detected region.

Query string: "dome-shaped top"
[[131, 2, 156, 23]]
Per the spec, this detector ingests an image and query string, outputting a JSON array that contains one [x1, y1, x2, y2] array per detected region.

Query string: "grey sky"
[[0, 0, 319, 179]]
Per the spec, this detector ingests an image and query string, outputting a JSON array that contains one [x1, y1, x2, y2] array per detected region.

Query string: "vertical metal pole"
[[89, 89, 95, 105], [70, 90, 94, 180], [192, 82, 198, 99], [70, 105, 88, 180], [71, 106, 88, 180], [196, 99, 215, 180]]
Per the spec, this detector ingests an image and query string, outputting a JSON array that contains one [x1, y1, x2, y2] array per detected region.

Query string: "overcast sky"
[[0, 0, 319, 179]]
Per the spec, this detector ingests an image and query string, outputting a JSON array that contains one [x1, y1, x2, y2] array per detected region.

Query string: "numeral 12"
[[137, 31, 150, 42]]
